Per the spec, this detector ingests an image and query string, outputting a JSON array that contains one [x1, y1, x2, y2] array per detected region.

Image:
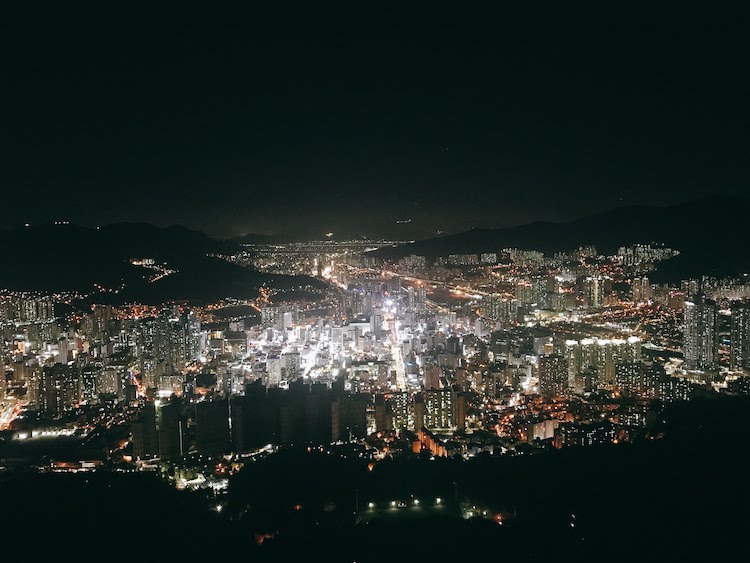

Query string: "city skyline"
[[3, 6, 749, 561], [3, 215, 750, 561]]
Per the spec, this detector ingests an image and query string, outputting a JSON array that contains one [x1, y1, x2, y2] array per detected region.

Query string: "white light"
[[436, 497, 442, 504], [368, 502, 375, 509]]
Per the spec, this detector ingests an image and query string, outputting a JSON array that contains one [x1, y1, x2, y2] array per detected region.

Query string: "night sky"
[[3, 6, 748, 239]]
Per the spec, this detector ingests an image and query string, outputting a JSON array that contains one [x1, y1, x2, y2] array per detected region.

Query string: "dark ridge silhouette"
[[2, 397, 745, 561], [372, 196, 750, 281], [0, 223, 326, 302]]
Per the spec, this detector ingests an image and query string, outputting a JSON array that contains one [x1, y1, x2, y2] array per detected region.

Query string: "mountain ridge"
[[0, 223, 324, 303], [371, 196, 750, 281]]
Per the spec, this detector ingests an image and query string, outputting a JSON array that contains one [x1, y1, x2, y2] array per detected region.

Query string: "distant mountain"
[[0, 223, 325, 303], [229, 233, 280, 245], [372, 196, 750, 282]]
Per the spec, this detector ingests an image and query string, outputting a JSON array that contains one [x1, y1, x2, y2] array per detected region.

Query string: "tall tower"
[[684, 294, 718, 371]]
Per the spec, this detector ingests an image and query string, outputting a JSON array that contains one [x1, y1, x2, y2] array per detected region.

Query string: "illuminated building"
[[564, 339, 582, 392], [56, 336, 69, 364], [617, 244, 679, 266], [370, 310, 384, 338], [79, 364, 100, 403], [98, 366, 126, 400], [516, 280, 534, 305], [266, 355, 282, 387], [632, 277, 652, 303], [482, 294, 517, 329], [398, 254, 427, 274], [0, 296, 55, 323], [684, 294, 718, 371], [21, 365, 41, 409], [584, 276, 605, 309], [538, 354, 568, 397], [657, 376, 692, 402], [730, 300, 750, 370], [423, 388, 463, 431], [480, 253, 497, 264], [185, 312, 204, 360], [617, 404, 648, 428], [134, 310, 203, 380], [526, 419, 558, 442], [261, 306, 282, 329], [281, 351, 301, 380], [39, 364, 80, 418], [559, 421, 616, 447], [681, 279, 701, 299], [390, 391, 409, 429], [0, 338, 7, 398], [566, 337, 641, 391], [614, 362, 642, 396], [580, 365, 599, 393], [447, 254, 479, 266], [506, 248, 544, 268]]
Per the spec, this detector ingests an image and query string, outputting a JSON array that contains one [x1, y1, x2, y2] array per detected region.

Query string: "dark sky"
[[2, 5, 749, 239]]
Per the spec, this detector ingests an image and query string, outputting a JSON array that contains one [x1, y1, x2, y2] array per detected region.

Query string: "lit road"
[[380, 269, 492, 298], [386, 314, 408, 391], [0, 398, 22, 430], [348, 265, 491, 299]]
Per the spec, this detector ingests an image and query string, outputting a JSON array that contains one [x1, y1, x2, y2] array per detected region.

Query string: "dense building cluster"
[[2, 241, 750, 477]]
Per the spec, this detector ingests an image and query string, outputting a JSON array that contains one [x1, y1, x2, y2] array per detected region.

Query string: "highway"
[[385, 313, 408, 391], [0, 398, 22, 430]]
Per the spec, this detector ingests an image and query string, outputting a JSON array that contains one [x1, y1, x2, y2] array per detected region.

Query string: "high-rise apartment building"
[[730, 300, 750, 370], [684, 294, 718, 371], [539, 354, 568, 397]]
